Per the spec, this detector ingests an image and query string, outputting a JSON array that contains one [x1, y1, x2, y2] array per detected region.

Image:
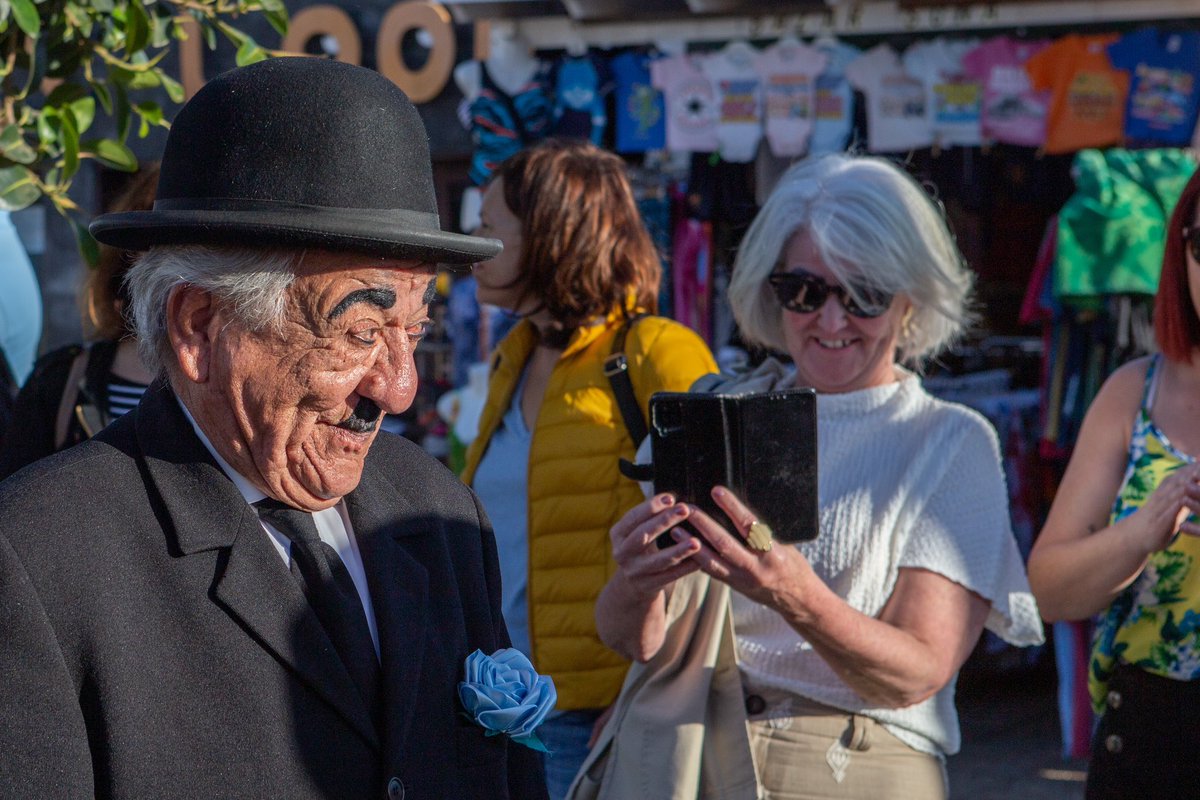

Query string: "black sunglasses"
[[1185, 226, 1200, 262], [768, 270, 894, 319]]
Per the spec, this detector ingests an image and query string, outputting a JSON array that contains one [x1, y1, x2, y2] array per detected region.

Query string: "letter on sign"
[[377, 1, 456, 103], [281, 4, 363, 65]]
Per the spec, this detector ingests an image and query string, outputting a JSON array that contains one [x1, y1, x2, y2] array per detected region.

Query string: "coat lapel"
[[135, 383, 379, 749], [345, 465, 430, 750]]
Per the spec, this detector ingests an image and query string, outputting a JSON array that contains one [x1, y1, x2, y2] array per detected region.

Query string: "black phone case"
[[649, 387, 818, 549]]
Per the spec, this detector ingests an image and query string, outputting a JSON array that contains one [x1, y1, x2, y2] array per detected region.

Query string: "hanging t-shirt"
[[846, 43, 933, 153], [552, 54, 610, 145], [651, 53, 719, 153], [703, 41, 764, 163], [1025, 34, 1129, 155], [467, 62, 553, 186], [611, 50, 666, 153], [902, 37, 982, 147], [758, 37, 828, 158], [1107, 27, 1200, 147], [809, 39, 861, 156], [962, 36, 1051, 147]]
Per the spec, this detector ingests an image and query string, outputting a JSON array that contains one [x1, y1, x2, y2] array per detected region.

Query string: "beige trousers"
[[746, 690, 947, 800]]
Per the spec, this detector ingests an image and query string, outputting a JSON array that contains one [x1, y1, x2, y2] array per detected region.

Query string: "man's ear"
[[167, 284, 217, 384]]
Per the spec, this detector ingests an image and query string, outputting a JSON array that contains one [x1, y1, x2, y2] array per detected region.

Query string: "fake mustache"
[[336, 397, 383, 433]]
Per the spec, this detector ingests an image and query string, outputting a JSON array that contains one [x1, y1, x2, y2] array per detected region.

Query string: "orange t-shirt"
[[1025, 34, 1129, 154]]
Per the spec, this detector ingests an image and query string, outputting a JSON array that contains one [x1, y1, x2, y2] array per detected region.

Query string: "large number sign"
[[179, 1, 467, 103]]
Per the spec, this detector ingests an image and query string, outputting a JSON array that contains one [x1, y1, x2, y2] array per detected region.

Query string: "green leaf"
[[90, 80, 113, 114], [10, 0, 40, 38], [113, 83, 131, 142], [91, 0, 113, 11], [36, 108, 61, 149], [235, 38, 266, 67], [83, 138, 137, 172], [134, 100, 163, 127], [159, 72, 184, 104], [69, 96, 96, 134], [45, 82, 88, 107], [264, 9, 288, 37], [202, 21, 216, 50], [73, 219, 100, 267], [0, 165, 40, 211], [61, 109, 80, 180], [0, 125, 36, 165], [149, 8, 171, 49], [126, 0, 150, 54]]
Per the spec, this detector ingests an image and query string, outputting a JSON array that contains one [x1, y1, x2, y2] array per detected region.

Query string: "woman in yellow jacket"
[[461, 139, 717, 799]]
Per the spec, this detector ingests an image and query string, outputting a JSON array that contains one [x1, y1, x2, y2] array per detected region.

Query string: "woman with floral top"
[[1028, 165, 1200, 800]]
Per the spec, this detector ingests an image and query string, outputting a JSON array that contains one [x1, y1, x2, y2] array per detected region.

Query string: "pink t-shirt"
[[650, 53, 719, 153], [962, 36, 1051, 147], [758, 38, 828, 158]]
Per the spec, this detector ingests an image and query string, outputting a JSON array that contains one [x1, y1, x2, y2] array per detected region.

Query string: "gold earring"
[[900, 306, 915, 339]]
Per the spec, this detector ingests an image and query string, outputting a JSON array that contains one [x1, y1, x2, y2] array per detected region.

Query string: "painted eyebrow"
[[328, 287, 397, 320]]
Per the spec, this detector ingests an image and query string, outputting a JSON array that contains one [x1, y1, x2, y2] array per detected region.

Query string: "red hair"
[[491, 139, 660, 330], [1155, 165, 1200, 363]]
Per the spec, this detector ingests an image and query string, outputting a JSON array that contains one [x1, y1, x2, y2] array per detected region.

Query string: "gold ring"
[[745, 519, 774, 552]]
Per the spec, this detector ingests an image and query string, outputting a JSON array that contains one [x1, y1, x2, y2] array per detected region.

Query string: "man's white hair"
[[124, 245, 303, 375]]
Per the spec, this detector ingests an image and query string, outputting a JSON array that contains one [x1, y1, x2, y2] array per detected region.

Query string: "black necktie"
[[254, 499, 381, 717]]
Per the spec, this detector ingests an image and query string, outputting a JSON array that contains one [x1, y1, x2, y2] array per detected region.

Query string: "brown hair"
[[1154, 165, 1200, 362], [83, 163, 160, 340], [491, 139, 660, 330]]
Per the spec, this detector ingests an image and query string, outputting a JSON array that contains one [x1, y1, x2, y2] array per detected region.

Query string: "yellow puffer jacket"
[[461, 308, 717, 710]]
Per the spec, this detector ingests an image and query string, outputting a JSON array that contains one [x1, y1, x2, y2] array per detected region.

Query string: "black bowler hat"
[[90, 57, 500, 265]]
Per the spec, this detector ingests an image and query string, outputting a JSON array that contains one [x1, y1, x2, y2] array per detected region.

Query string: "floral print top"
[[1090, 355, 1200, 713]]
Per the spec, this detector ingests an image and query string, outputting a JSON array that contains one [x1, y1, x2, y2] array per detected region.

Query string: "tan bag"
[[565, 573, 760, 800]]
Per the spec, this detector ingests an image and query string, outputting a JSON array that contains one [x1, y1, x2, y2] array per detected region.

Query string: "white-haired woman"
[[592, 154, 1044, 799]]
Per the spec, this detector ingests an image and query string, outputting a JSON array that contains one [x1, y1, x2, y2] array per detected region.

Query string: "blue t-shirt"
[[1108, 27, 1200, 146], [809, 39, 862, 156], [471, 367, 533, 658], [467, 62, 553, 186], [611, 51, 666, 153], [0, 211, 41, 384], [553, 55, 610, 145]]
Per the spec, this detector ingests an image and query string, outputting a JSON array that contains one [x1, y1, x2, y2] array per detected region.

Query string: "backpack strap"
[[54, 347, 91, 450], [605, 314, 648, 448]]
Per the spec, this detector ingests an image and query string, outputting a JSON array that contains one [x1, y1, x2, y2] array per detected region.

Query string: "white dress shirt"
[[178, 398, 380, 657]]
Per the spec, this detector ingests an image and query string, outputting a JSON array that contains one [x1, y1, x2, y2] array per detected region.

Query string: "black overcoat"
[[0, 383, 547, 800]]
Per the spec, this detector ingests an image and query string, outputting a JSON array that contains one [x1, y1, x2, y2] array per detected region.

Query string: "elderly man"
[[0, 58, 547, 799]]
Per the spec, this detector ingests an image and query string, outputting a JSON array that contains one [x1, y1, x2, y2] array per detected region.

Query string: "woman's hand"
[[595, 494, 702, 662], [677, 486, 817, 620], [682, 485, 988, 709], [609, 493, 703, 600], [1131, 462, 1200, 554]]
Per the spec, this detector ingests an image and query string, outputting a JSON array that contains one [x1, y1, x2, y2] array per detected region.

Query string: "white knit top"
[[726, 362, 1044, 758]]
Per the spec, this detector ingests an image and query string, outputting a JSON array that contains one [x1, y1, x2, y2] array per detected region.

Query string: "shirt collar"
[[176, 396, 267, 505]]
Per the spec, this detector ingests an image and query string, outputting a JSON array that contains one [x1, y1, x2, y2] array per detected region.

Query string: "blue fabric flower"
[[458, 648, 557, 752]]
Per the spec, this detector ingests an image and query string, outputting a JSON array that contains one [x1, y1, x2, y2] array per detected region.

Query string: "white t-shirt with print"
[[703, 41, 764, 163], [902, 37, 983, 147], [759, 37, 828, 158], [846, 44, 933, 152], [650, 53, 719, 153]]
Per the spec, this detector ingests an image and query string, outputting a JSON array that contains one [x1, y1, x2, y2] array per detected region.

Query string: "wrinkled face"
[[778, 231, 908, 394], [472, 178, 532, 314], [184, 252, 435, 510]]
